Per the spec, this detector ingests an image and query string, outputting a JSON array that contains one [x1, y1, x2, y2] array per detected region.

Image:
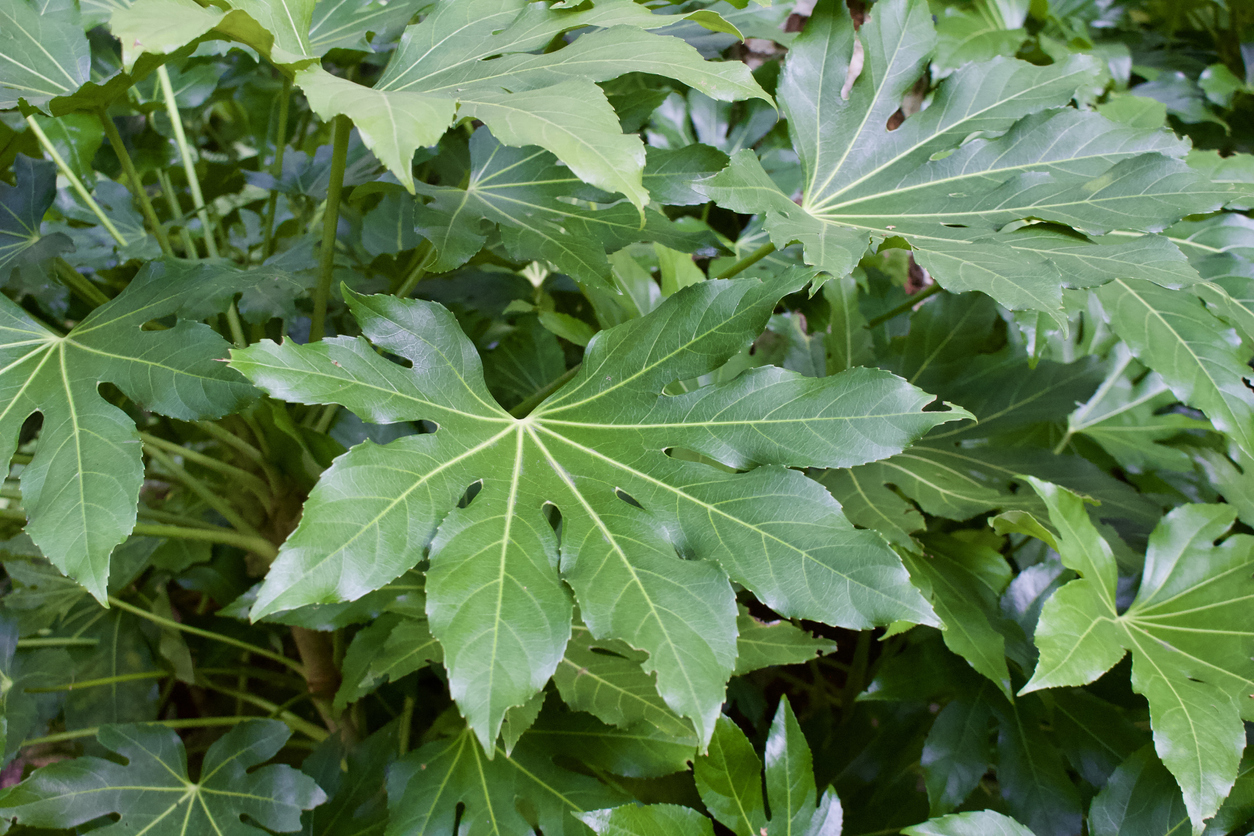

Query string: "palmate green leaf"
[[697, 0, 1228, 318], [578, 804, 715, 836], [1095, 277, 1254, 458], [110, 0, 317, 71], [306, 0, 419, 54], [733, 607, 837, 676], [386, 716, 627, 836], [903, 810, 1036, 836], [1019, 481, 1254, 833], [0, 720, 326, 834], [0, 0, 89, 113], [292, 0, 767, 201], [333, 612, 441, 711], [0, 260, 256, 600], [0, 156, 71, 281], [231, 272, 961, 749], [0, 617, 68, 765], [694, 699, 843, 836], [413, 131, 718, 289], [921, 693, 994, 815]]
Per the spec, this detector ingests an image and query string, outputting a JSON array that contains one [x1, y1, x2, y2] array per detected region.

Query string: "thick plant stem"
[[262, 75, 293, 259], [26, 116, 128, 247], [714, 242, 776, 279], [865, 281, 942, 327], [310, 115, 352, 343], [131, 522, 279, 560], [97, 108, 172, 256], [291, 626, 355, 740], [108, 595, 301, 673], [395, 241, 434, 298]]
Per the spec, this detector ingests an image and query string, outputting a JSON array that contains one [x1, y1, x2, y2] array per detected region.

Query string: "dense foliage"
[[0, 0, 1251, 833]]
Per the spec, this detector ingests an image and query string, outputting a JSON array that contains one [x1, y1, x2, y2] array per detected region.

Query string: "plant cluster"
[[0, 0, 1251, 834]]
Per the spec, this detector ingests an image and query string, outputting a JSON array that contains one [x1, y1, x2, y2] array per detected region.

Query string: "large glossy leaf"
[[231, 273, 962, 748], [0, 0, 90, 113], [0, 720, 327, 833], [697, 0, 1228, 318], [0, 260, 257, 600], [1019, 482, 1254, 833], [288, 0, 766, 200], [1095, 277, 1254, 458]]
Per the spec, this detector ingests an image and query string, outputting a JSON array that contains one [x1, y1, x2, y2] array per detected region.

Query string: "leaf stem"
[[107, 595, 301, 674], [262, 75, 293, 260], [865, 282, 942, 328], [28, 670, 166, 691], [97, 107, 172, 256], [16, 637, 99, 648], [140, 432, 272, 507], [25, 115, 128, 247], [510, 364, 580, 418], [53, 257, 110, 308], [395, 241, 434, 298], [714, 242, 776, 279], [131, 522, 279, 561], [158, 65, 217, 259], [21, 716, 302, 748], [156, 167, 199, 258], [311, 115, 352, 343], [195, 680, 329, 741], [144, 444, 266, 540]]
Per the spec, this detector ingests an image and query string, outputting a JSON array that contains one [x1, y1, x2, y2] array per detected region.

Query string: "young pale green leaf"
[[386, 720, 626, 836], [578, 804, 715, 836], [903, 810, 1037, 836], [1096, 277, 1254, 458], [0, 720, 326, 833], [289, 0, 766, 200], [0, 0, 89, 112], [698, 0, 1226, 317], [1020, 487, 1254, 833], [695, 699, 842, 836], [0, 260, 256, 600], [232, 274, 958, 748]]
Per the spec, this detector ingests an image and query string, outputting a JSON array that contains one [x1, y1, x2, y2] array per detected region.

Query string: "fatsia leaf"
[[733, 608, 837, 675], [386, 718, 627, 836], [0, 156, 72, 281], [697, 0, 1228, 317], [0, 260, 257, 600], [921, 693, 994, 815], [232, 273, 961, 748], [902, 810, 1036, 836], [694, 699, 842, 836], [1087, 747, 1192, 836], [1018, 481, 1254, 833], [0, 0, 90, 113], [291, 0, 767, 200], [0, 720, 327, 834], [413, 130, 715, 288], [1095, 277, 1254, 458], [0, 618, 68, 765], [578, 804, 715, 836]]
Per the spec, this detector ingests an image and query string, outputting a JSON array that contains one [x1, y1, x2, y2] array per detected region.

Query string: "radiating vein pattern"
[[231, 273, 969, 749]]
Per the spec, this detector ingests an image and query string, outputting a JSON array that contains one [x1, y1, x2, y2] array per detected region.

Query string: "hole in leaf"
[[542, 501, 563, 538], [457, 480, 483, 508], [614, 488, 643, 510]]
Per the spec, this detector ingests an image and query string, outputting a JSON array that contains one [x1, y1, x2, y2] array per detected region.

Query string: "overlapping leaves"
[[1017, 479, 1254, 834], [0, 720, 326, 833], [231, 270, 966, 748], [698, 0, 1229, 320], [0, 260, 256, 600]]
